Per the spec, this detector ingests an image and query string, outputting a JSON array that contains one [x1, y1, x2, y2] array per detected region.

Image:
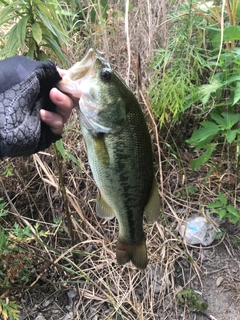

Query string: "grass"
[[0, 0, 240, 319]]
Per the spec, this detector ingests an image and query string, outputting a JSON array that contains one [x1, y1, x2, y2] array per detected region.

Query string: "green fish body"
[[57, 49, 160, 269]]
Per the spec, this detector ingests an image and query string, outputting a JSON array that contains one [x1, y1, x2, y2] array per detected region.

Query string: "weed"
[[177, 288, 208, 312], [0, 298, 20, 320], [185, 1, 240, 171], [186, 111, 240, 170], [207, 192, 240, 223], [0, 198, 49, 319], [148, 0, 209, 125], [0, 0, 68, 63], [229, 235, 240, 249]]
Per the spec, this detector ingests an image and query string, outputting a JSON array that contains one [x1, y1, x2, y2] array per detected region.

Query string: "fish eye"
[[100, 68, 112, 82]]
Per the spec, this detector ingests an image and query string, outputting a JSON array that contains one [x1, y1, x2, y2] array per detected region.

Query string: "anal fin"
[[144, 178, 161, 224], [96, 190, 115, 220]]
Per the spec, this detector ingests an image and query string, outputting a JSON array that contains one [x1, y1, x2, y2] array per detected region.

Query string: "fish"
[[57, 49, 160, 269]]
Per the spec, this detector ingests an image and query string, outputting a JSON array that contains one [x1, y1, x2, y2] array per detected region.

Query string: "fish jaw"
[[57, 48, 96, 98]]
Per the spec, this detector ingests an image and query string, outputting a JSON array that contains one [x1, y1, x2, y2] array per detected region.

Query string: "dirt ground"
[[16, 221, 240, 320]]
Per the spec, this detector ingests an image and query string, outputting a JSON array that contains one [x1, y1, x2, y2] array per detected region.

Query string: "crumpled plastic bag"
[[178, 214, 220, 246]]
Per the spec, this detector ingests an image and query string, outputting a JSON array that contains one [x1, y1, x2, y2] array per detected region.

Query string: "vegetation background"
[[0, 0, 239, 319]]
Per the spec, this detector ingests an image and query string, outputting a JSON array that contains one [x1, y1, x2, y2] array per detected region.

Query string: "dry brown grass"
[[0, 1, 240, 319]]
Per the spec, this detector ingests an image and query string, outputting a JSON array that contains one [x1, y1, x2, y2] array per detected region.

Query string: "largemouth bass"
[[57, 49, 160, 269]]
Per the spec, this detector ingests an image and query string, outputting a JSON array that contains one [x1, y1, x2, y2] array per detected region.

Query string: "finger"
[[40, 109, 64, 135], [49, 88, 75, 123]]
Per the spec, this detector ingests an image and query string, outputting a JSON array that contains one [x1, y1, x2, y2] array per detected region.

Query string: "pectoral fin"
[[93, 134, 110, 167], [144, 178, 161, 224], [96, 190, 115, 220]]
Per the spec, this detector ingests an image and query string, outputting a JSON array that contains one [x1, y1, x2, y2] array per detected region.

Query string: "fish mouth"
[[70, 48, 96, 80], [57, 49, 97, 97]]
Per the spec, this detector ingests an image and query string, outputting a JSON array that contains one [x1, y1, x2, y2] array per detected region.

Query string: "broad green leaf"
[[212, 26, 240, 44], [218, 209, 227, 220], [32, 22, 42, 44], [238, 135, 240, 156], [43, 34, 68, 65], [197, 77, 223, 105], [207, 201, 223, 209], [37, 2, 60, 24], [231, 216, 240, 223], [186, 122, 219, 146], [222, 112, 240, 124], [65, 151, 82, 173], [224, 129, 237, 144], [55, 140, 66, 161], [226, 74, 240, 84], [36, 10, 67, 44], [0, 24, 19, 56], [16, 15, 29, 51], [226, 205, 240, 217], [223, 26, 240, 41], [218, 192, 227, 205], [210, 113, 227, 127], [0, 3, 17, 24], [190, 143, 217, 170], [27, 38, 36, 59], [233, 81, 240, 105]]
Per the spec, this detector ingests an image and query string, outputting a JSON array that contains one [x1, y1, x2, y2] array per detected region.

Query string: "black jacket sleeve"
[[0, 55, 62, 158]]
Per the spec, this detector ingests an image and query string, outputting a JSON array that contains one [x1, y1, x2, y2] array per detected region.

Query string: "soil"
[[16, 224, 240, 320]]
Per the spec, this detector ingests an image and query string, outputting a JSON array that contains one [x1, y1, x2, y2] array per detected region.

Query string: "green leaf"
[[210, 113, 227, 127], [55, 140, 66, 161], [27, 37, 36, 59], [186, 122, 219, 146], [65, 151, 82, 173], [226, 75, 240, 84], [190, 143, 217, 170], [218, 209, 227, 219], [218, 192, 227, 205], [233, 81, 240, 105], [197, 77, 223, 105], [207, 201, 223, 209], [224, 129, 237, 144], [36, 10, 67, 44], [0, 24, 19, 56], [226, 205, 240, 217], [223, 26, 240, 41], [43, 34, 68, 65], [0, 3, 17, 24], [32, 22, 42, 44], [16, 15, 29, 51], [221, 112, 240, 128], [238, 135, 240, 156]]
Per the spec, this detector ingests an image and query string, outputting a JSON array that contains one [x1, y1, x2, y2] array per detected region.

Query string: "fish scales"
[[81, 101, 153, 241], [57, 49, 161, 269]]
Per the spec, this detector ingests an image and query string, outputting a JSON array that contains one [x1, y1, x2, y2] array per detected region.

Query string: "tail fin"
[[116, 237, 147, 269]]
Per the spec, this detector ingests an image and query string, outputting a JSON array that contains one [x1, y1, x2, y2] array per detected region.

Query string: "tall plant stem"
[[53, 144, 77, 263]]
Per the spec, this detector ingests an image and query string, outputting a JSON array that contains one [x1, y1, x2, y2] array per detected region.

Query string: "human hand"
[[40, 87, 75, 135], [0, 56, 73, 158]]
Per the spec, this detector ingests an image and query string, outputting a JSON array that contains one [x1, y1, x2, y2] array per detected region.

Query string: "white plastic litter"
[[178, 214, 220, 246]]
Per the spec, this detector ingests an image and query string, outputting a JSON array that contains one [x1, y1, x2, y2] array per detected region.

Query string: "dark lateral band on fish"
[[57, 49, 161, 269]]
